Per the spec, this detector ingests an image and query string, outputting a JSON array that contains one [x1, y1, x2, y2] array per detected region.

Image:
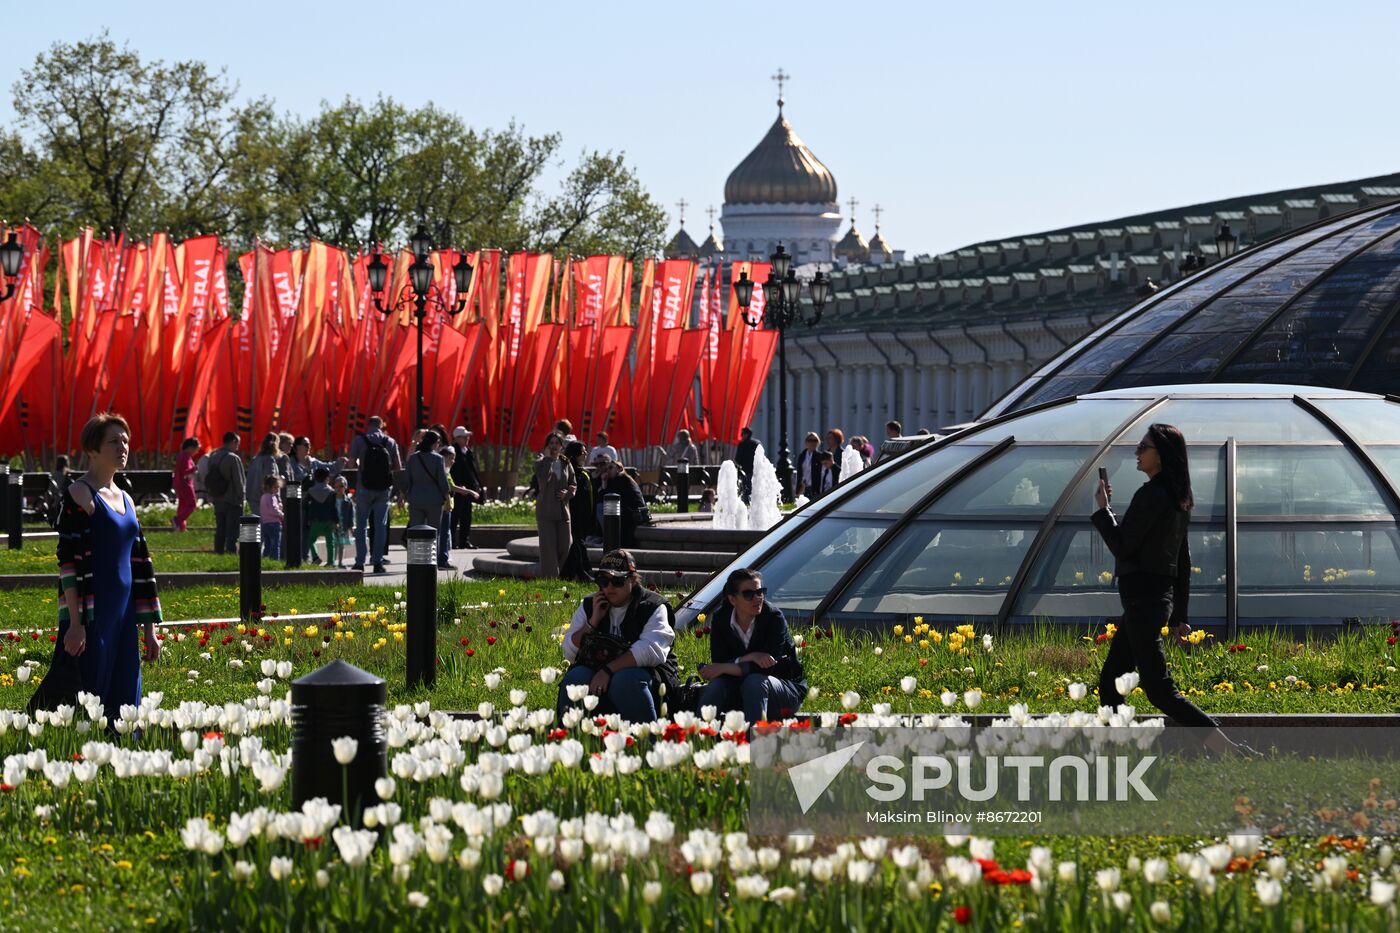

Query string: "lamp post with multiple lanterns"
[[366, 224, 473, 429], [732, 243, 830, 502]]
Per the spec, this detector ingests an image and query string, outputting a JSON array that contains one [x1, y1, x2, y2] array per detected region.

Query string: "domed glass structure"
[[985, 201, 1400, 418], [678, 385, 1400, 633]]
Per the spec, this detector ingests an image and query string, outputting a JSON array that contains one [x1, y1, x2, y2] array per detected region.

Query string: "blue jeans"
[[261, 522, 282, 559], [354, 486, 391, 567], [698, 674, 805, 724], [556, 664, 658, 724]]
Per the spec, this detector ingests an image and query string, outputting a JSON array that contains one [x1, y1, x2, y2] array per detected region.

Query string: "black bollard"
[[283, 482, 303, 568], [602, 493, 621, 553], [677, 458, 690, 514], [291, 660, 387, 822], [239, 515, 262, 621], [7, 469, 21, 550], [405, 525, 437, 690]]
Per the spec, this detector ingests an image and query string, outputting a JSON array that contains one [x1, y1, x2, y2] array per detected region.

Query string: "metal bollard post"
[[677, 458, 690, 514], [7, 470, 21, 550], [405, 525, 438, 690], [283, 482, 303, 568], [291, 660, 387, 823], [0, 464, 9, 548], [239, 515, 262, 621], [602, 493, 621, 553]]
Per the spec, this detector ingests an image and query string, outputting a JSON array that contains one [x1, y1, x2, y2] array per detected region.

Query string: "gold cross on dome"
[[706, 205, 717, 230], [847, 197, 859, 222], [772, 68, 790, 109], [675, 198, 688, 226], [873, 203, 884, 232]]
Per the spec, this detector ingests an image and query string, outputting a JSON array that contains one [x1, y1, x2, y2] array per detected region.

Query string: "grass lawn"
[[0, 578, 1395, 715], [0, 534, 342, 576]]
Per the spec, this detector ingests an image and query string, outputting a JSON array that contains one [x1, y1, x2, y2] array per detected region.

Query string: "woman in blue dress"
[[50, 413, 163, 718]]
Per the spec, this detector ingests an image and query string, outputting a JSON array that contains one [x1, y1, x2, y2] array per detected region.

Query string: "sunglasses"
[[1135, 441, 1156, 453], [735, 587, 768, 601], [595, 573, 628, 588]]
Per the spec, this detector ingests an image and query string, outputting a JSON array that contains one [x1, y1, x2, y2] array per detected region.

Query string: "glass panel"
[[925, 446, 1094, 519], [1238, 526, 1400, 621], [988, 399, 1145, 442], [1374, 448, 1400, 497], [1056, 336, 1152, 378], [1312, 400, 1400, 444], [1236, 446, 1392, 516], [1067, 445, 1227, 521], [1116, 399, 1336, 443], [1010, 525, 1227, 623], [831, 521, 1035, 620], [1017, 376, 1109, 411], [759, 517, 893, 612], [834, 443, 983, 515]]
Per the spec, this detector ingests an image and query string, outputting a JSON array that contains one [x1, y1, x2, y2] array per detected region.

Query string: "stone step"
[[505, 537, 734, 571], [470, 553, 711, 591], [634, 524, 766, 549]]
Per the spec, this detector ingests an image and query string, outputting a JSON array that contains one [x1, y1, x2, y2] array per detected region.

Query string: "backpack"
[[205, 452, 231, 497], [360, 435, 393, 491]]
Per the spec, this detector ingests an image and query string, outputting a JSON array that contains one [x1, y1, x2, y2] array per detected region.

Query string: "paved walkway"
[[356, 542, 514, 587]]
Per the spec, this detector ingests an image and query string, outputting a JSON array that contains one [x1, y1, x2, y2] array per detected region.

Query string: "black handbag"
[[667, 674, 706, 716], [26, 649, 84, 714], [576, 629, 632, 671]]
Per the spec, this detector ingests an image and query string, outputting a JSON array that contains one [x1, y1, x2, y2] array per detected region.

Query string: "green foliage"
[[1, 34, 667, 261]]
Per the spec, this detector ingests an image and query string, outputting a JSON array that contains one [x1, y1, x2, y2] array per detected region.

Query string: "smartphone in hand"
[[1098, 467, 1110, 502]]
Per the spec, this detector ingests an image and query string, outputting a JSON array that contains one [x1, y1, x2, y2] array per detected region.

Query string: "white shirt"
[[730, 616, 755, 650], [562, 598, 675, 668]]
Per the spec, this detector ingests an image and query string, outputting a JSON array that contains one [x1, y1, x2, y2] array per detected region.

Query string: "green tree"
[[532, 150, 668, 262], [10, 32, 243, 238]]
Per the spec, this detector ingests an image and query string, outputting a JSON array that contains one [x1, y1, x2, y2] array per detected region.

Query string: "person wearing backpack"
[[348, 415, 402, 574], [204, 432, 245, 554]]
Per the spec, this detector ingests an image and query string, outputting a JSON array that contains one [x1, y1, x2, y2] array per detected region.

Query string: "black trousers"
[[450, 493, 475, 547], [1098, 573, 1216, 727]]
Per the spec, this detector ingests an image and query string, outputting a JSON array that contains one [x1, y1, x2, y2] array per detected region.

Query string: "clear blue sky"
[[9, 1, 1400, 256]]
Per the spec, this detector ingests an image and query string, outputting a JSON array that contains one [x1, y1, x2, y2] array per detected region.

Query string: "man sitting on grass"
[[556, 550, 678, 724]]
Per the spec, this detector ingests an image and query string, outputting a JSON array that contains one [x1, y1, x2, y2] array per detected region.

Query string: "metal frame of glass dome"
[[677, 386, 1400, 636], [983, 200, 1400, 418]]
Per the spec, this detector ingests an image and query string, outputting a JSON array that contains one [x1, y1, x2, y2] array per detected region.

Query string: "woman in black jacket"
[[1092, 423, 1220, 729], [698, 568, 807, 724], [560, 441, 596, 582]]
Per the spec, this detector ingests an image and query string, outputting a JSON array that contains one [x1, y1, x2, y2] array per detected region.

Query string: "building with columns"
[[743, 171, 1400, 451]]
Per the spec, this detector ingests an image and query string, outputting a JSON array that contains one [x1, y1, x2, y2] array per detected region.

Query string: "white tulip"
[[1057, 862, 1077, 883], [540, 667, 559, 684], [1111, 892, 1131, 914], [1068, 682, 1088, 701], [642, 881, 662, 905], [963, 689, 982, 709], [1149, 901, 1171, 924], [331, 737, 359, 765], [900, 676, 918, 695], [547, 870, 565, 892], [1255, 877, 1282, 907], [1095, 867, 1120, 893], [269, 856, 293, 882], [16, 666, 31, 684], [1267, 856, 1287, 880], [407, 892, 429, 909], [1143, 858, 1168, 884], [940, 691, 957, 708], [232, 861, 255, 882], [1371, 880, 1397, 907], [375, 777, 396, 800], [482, 874, 504, 897], [840, 691, 860, 711], [510, 689, 528, 706], [1113, 672, 1139, 696], [484, 673, 501, 690], [690, 871, 713, 895], [769, 886, 799, 904]]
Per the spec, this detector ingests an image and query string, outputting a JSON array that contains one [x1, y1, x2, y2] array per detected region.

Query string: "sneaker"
[[373, 564, 387, 574], [310, 555, 322, 565], [438, 562, 457, 571], [462, 541, 478, 550], [351, 563, 365, 571]]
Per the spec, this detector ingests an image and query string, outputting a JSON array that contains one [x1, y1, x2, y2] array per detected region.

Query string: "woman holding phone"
[[1092, 423, 1244, 753]]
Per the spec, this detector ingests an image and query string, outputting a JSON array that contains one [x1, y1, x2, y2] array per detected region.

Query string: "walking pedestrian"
[[349, 415, 402, 574], [205, 432, 244, 555], [404, 429, 451, 534], [534, 432, 575, 579], [437, 445, 475, 571], [172, 438, 200, 531]]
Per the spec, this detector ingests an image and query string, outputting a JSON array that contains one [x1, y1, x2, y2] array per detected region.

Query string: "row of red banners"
[[0, 227, 777, 458]]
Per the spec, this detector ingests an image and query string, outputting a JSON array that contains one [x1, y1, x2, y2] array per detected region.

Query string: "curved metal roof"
[[678, 385, 1400, 633], [984, 202, 1400, 418]]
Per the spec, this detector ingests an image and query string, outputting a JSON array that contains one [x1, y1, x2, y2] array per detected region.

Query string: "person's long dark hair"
[[1148, 423, 1194, 512]]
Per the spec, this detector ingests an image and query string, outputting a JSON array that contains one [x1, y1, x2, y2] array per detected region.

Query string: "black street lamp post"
[[366, 225, 473, 428], [1215, 221, 1239, 260], [0, 232, 26, 302], [733, 244, 830, 503]]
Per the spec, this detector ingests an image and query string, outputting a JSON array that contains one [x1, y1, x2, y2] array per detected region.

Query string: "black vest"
[[576, 586, 678, 690]]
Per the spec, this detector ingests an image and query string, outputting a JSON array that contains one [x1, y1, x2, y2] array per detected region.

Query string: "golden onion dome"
[[724, 110, 838, 205], [834, 222, 869, 261], [868, 229, 894, 259]]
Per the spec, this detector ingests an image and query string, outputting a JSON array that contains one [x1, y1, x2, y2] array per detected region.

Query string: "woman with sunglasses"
[[697, 568, 806, 724], [1093, 424, 1237, 748]]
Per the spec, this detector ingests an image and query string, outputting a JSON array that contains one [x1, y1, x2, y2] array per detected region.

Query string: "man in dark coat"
[[734, 426, 759, 503], [449, 427, 483, 549]]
